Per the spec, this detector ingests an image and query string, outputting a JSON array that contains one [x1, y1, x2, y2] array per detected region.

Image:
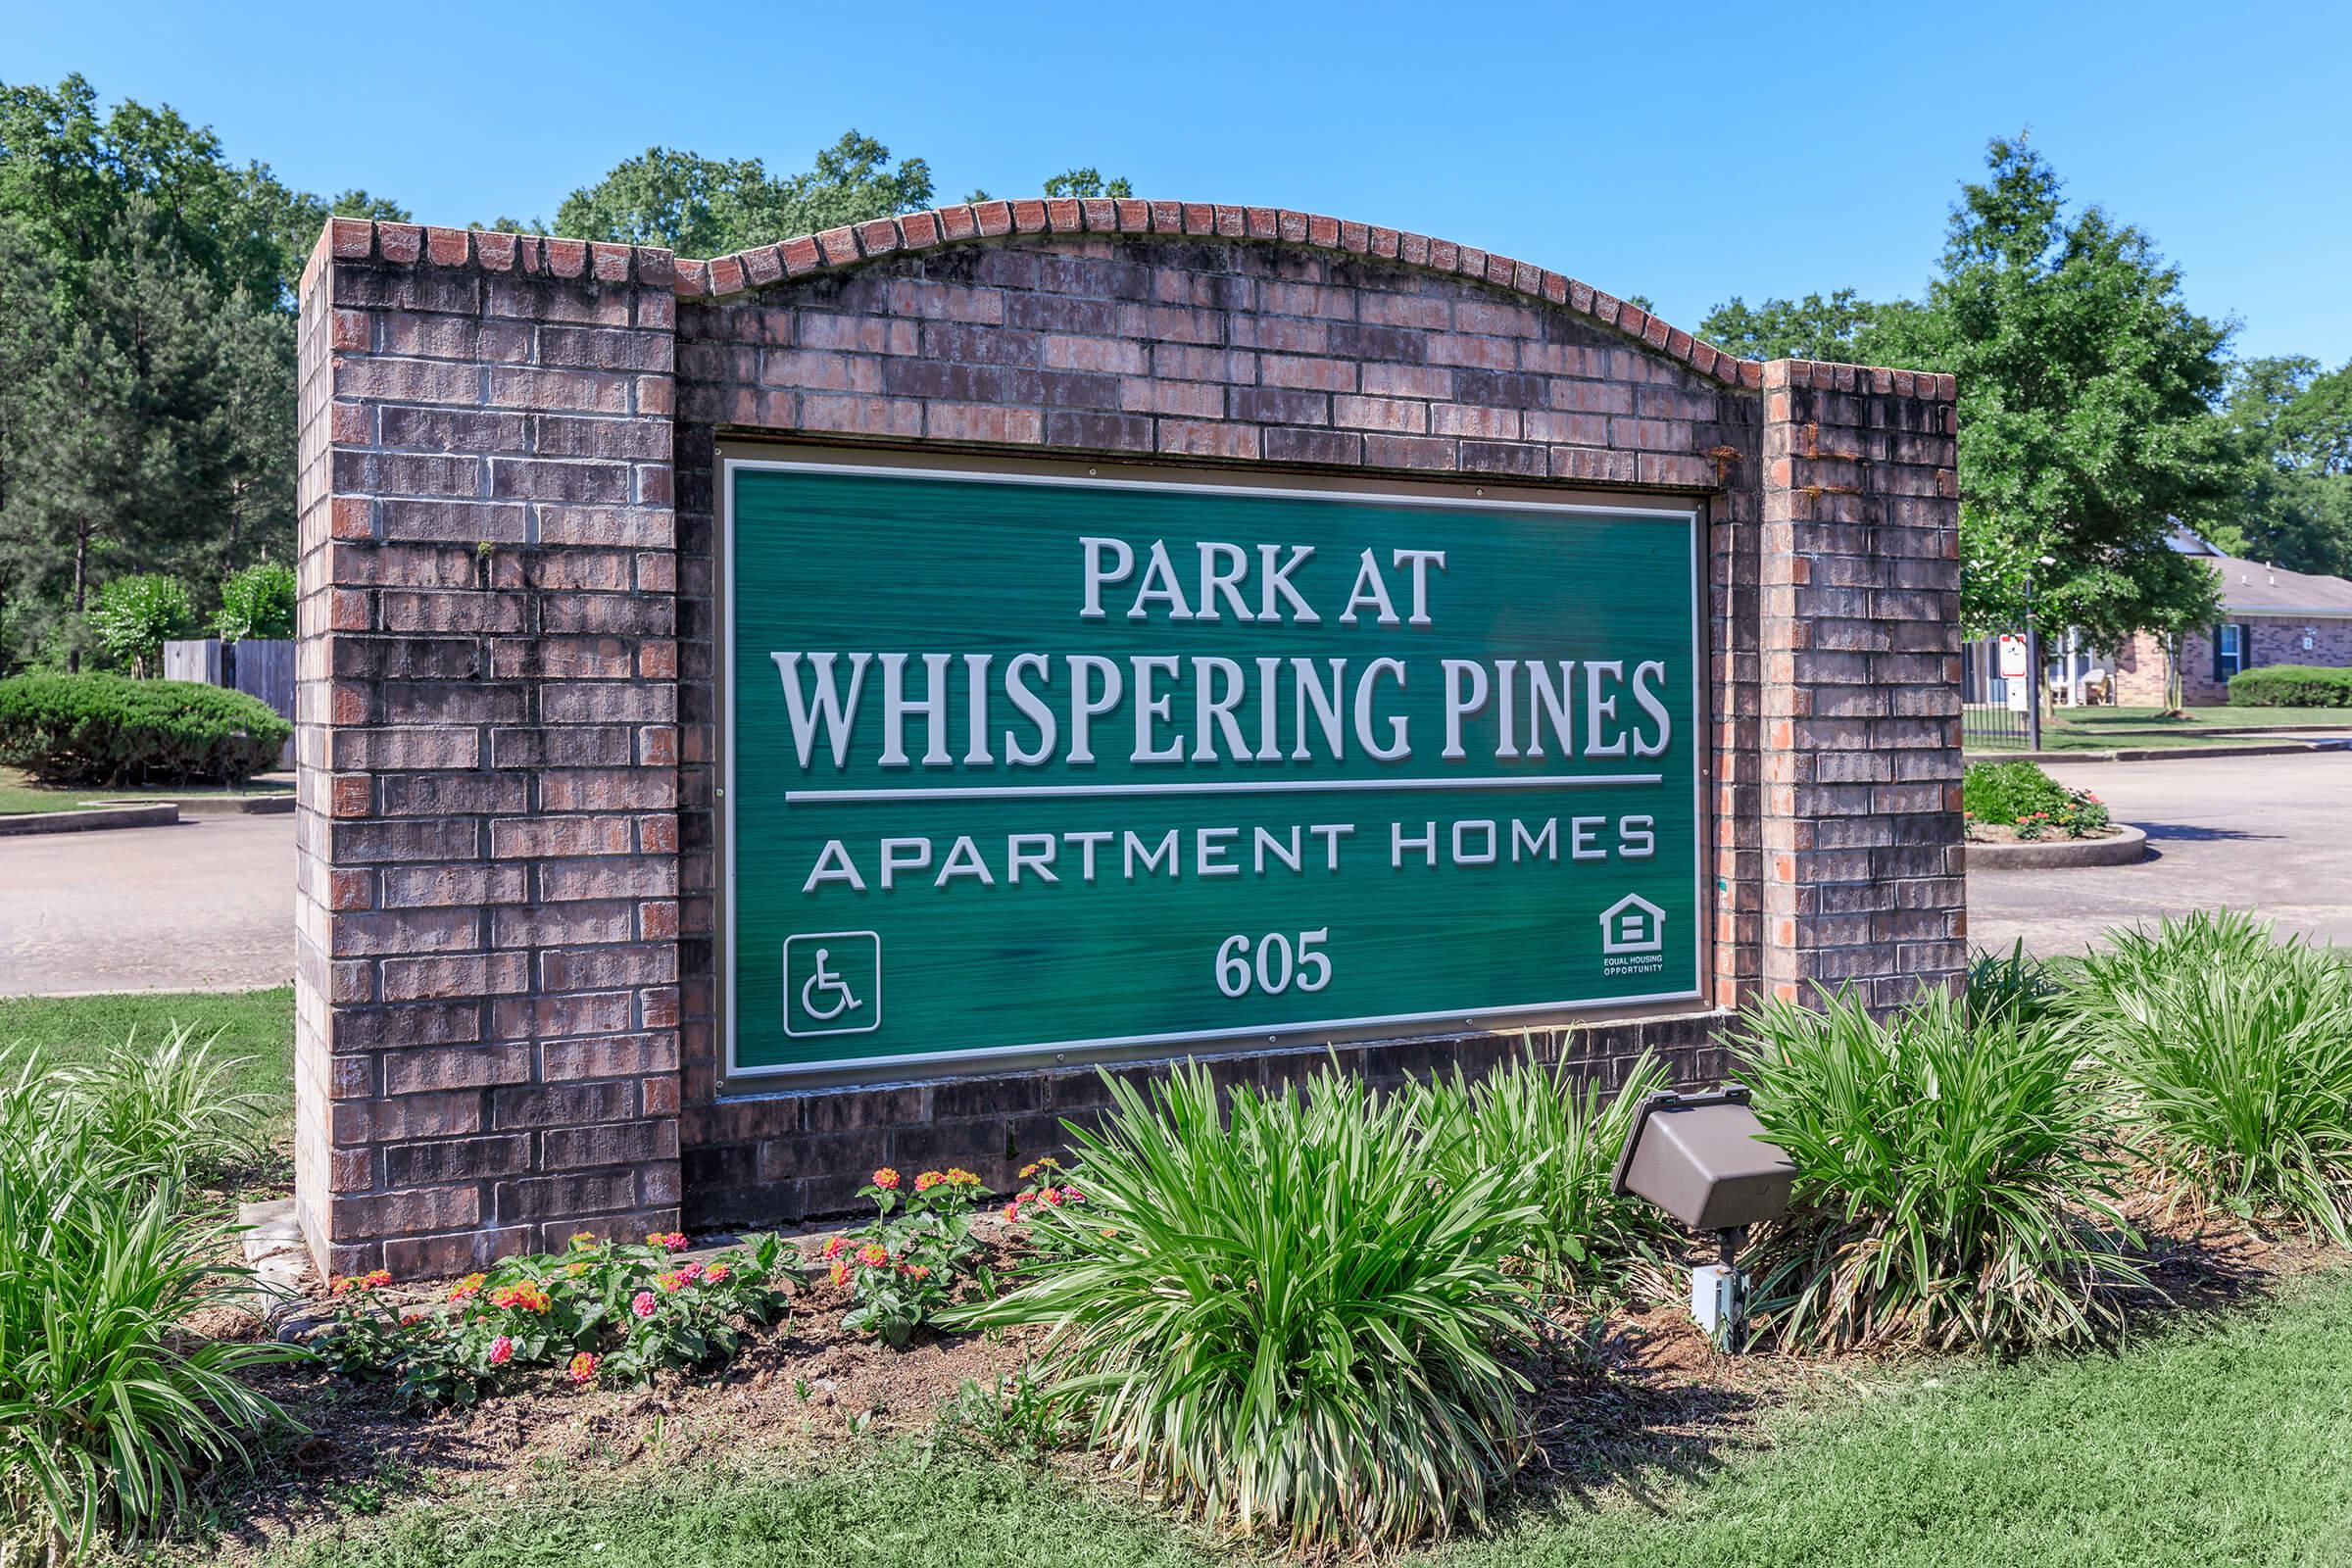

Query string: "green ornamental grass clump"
[[1733, 985, 2140, 1353], [956, 1062, 1543, 1550], [2068, 909, 2352, 1242], [1408, 1048, 1686, 1304], [0, 671, 288, 787], [0, 1049, 300, 1557]]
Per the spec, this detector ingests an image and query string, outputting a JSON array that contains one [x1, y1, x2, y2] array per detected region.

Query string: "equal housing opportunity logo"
[[1599, 894, 1666, 977]]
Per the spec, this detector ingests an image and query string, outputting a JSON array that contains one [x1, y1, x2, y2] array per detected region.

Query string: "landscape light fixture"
[[1610, 1083, 1796, 1351]]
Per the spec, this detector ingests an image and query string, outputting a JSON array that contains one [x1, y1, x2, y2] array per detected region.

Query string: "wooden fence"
[[163, 638, 295, 768]]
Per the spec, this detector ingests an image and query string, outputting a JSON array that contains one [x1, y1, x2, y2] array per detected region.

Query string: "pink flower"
[[631, 1290, 657, 1319], [704, 1262, 730, 1284], [1039, 1187, 1063, 1206], [1059, 1186, 1084, 1204], [1003, 1200, 1024, 1224], [489, 1335, 514, 1366], [567, 1351, 599, 1384], [677, 1261, 703, 1284]]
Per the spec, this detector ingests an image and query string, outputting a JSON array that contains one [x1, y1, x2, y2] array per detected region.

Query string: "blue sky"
[[11, 0, 2349, 363]]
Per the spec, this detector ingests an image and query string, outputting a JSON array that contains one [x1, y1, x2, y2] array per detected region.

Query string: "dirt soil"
[[169, 1205, 2342, 1565]]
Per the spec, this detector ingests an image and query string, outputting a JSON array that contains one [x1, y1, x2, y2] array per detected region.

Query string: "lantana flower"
[[332, 1268, 392, 1297], [489, 1335, 514, 1366], [704, 1262, 730, 1284], [857, 1244, 890, 1268], [944, 1167, 981, 1189], [820, 1234, 848, 1260], [913, 1170, 945, 1193], [656, 1271, 686, 1294], [448, 1272, 486, 1302], [631, 1291, 657, 1319], [870, 1167, 902, 1191], [567, 1351, 599, 1384]]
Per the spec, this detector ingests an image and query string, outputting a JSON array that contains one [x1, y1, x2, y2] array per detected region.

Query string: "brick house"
[[2110, 553, 2352, 706]]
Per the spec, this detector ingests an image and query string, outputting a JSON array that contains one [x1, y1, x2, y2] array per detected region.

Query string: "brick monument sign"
[[294, 201, 1963, 1276]]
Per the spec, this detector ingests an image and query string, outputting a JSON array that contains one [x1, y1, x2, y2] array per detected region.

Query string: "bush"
[[1732, 986, 2140, 1353], [0, 1056, 298, 1556], [2228, 663, 2352, 708], [0, 671, 289, 786], [820, 1165, 994, 1347], [319, 1231, 798, 1408], [87, 573, 196, 675], [1407, 1047, 1685, 1303], [2067, 910, 2352, 1242], [214, 561, 297, 643], [956, 1062, 1542, 1550], [1963, 760, 2110, 839]]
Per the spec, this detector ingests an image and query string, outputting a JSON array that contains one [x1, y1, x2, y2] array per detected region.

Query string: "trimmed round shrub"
[[2229, 663, 2352, 708], [0, 673, 289, 788]]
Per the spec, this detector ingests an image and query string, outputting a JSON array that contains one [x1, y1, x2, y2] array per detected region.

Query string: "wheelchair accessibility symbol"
[[782, 931, 881, 1038]]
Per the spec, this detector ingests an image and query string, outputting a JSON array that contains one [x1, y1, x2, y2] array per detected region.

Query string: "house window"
[[2218, 623, 2244, 677]]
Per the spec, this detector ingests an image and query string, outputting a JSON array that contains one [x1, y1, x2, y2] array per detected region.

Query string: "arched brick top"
[[313, 211, 1955, 403]]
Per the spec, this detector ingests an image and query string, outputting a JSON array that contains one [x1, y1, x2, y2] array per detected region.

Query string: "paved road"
[[0, 751, 2342, 996], [1968, 751, 2352, 957], [0, 814, 294, 996]]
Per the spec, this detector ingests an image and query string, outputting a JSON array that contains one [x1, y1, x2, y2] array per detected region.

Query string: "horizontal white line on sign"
[[785, 773, 1665, 805]]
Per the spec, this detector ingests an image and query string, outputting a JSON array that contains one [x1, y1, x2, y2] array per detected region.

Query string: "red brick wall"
[[297, 204, 1962, 1266], [295, 221, 683, 1276], [2115, 620, 2352, 707]]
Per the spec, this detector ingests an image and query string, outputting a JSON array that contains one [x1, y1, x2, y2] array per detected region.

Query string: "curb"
[[0, 802, 179, 837], [1967, 823, 2149, 870], [1966, 739, 2352, 765]]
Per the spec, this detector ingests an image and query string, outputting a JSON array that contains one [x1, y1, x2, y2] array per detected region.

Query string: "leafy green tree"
[[0, 78, 350, 673], [1699, 288, 1912, 363], [214, 559, 295, 641], [88, 571, 194, 673], [1867, 138, 2234, 644], [554, 131, 933, 255], [1042, 168, 1133, 200], [2213, 356, 2352, 577]]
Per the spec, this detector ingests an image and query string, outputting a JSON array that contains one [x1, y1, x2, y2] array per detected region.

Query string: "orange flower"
[[331, 1268, 391, 1297], [569, 1231, 599, 1250], [448, 1272, 486, 1302], [656, 1271, 686, 1293], [704, 1261, 731, 1284], [567, 1351, 599, 1384], [870, 1167, 902, 1191], [490, 1282, 551, 1314], [829, 1261, 851, 1288], [820, 1234, 848, 1260], [913, 1170, 945, 1193], [902, 1263, 931, 1281], [857, 1244, 890, 1268], [945, 1167, 981, 1188], [1003, 1200, 1024, 1224]]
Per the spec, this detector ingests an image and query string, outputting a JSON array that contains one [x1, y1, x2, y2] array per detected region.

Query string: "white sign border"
[[719, 451, 1708, 1088]]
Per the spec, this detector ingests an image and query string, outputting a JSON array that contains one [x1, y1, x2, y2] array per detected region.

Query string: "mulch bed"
[[169, 1206, 2344, 1564]]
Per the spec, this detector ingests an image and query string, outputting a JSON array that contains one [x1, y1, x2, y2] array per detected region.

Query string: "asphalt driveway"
[[0, 751, 2343, 997], [0, 813, 294, 996], [1967, 750, 2352, 956]]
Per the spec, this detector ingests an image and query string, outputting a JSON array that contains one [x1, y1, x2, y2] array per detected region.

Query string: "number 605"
[[1214, 929, 1332, 998]]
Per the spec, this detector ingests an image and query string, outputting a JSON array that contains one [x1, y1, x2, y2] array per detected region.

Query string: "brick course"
[[296, 207, 1962, 1270], [2112, 619, 2352, 706]]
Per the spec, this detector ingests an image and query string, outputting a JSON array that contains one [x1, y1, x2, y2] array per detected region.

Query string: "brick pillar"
[[293, 220, 682, 1277], [1757, 360, 1964, 1007]]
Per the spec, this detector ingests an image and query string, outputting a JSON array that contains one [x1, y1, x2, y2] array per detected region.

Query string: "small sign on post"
[[1997, 635, 2030, 678]]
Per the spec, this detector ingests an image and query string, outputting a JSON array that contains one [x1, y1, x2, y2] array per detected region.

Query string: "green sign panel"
[[723, 460, 1702, 1080]]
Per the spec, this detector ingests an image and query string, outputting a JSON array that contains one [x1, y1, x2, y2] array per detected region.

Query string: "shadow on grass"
[[1500, 1316, 1761, 1521]]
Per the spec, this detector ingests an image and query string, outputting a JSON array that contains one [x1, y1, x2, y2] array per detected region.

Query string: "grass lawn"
[[264, 1271, 2352, 1568], [0, 986, 295, 1140], [0, 763, 290, 813], [1971, 704, 2352, 753]]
